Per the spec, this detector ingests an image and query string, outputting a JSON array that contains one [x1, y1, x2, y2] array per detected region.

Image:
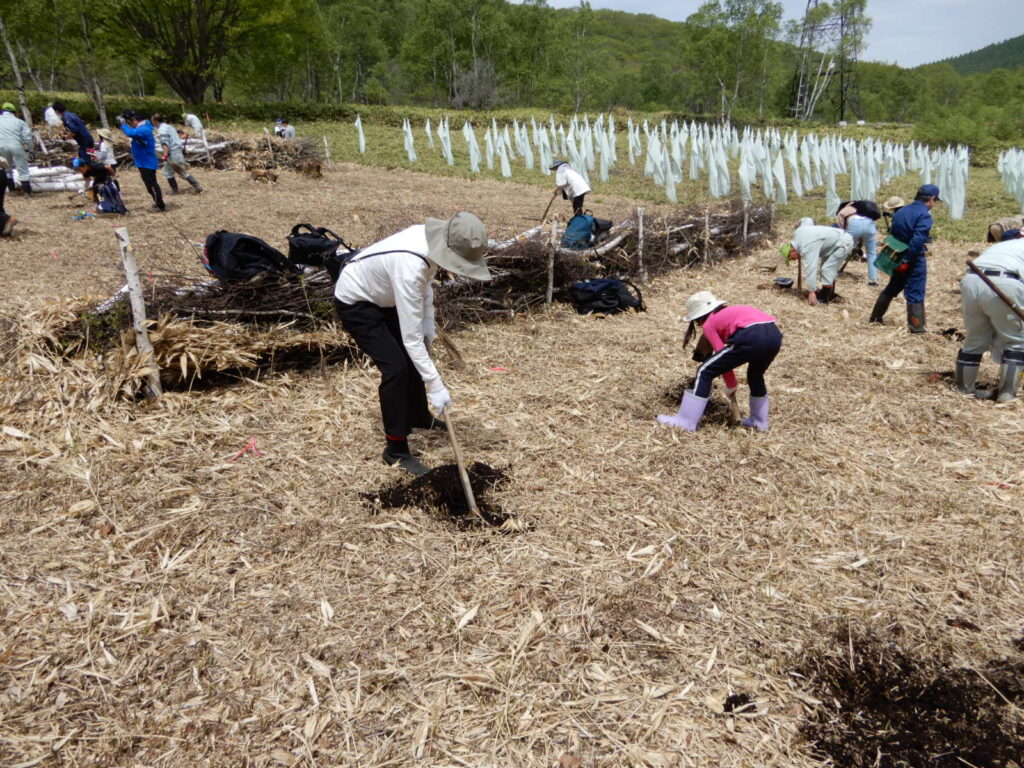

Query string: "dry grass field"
[[1, 161, 1022, 767]]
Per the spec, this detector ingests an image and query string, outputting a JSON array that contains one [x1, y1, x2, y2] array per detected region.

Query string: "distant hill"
[[938, 34, 1024, 75]]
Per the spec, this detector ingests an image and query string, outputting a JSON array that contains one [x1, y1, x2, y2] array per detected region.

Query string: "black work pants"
[[572, 193, 586, 215], [333, 299, 432, 439], [138, 167, 164, 209], [0, 169, 6, 214], [694, 322, 782, 399]]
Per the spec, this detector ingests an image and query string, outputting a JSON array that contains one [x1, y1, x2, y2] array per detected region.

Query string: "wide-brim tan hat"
[[97, 128, 115, 142], [424, 212, 491, 282], [882, 196, 905, 211], [683, 290, 726, 322]]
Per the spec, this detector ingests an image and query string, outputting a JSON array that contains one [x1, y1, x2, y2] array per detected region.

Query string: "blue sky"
[[518, 0, 1024, 68]]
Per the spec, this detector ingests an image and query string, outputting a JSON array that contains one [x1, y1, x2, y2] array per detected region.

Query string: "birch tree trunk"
[[0, 14, 34, 129]]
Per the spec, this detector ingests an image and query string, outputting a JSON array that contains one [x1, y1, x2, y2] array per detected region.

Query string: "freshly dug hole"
[[366, 462, 510, 527], [663, 379, 734, 424], [796, 627, 1024, 768]]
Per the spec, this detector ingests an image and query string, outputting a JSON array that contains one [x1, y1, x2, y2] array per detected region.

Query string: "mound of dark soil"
[[663, 379, 734, 424], [366, 462, 510, 527], [797, 628, 1024, 768]]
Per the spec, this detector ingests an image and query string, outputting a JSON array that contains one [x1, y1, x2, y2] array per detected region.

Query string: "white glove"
[[423, 319, 437, 347], [724, 386, 737, 397], [427, 386, 451, 414]]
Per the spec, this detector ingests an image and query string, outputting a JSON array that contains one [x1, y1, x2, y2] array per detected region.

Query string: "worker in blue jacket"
[[118, 109, 165, 212], [52, 101, 94, 162], [868, 184, 940, 333]]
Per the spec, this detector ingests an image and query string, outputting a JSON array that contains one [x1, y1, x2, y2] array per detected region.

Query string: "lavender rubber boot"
[[741, 395, 769, 431], [657, 391, 707, 432]]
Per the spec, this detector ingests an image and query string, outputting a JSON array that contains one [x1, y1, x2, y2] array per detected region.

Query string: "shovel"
[[444, 412, 484, 522], [539, 195, 555, 224]]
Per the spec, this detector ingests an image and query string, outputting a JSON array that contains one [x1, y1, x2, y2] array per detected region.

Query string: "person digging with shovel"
[[658, 291, 783, 433], [549, 159, 591, 217], [333, 211, 491, 476]]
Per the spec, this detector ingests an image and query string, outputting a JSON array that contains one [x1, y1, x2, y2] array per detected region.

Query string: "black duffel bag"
[[202, 230, 302, 282], [286, 223, 351, 267], [567, 278, 646, 315]]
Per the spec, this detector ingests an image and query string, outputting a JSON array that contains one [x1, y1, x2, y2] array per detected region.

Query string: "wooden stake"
[[114, 227, 162, 399], [546, 217, 558, 306], [727, 390, 741, 425], [202, 131, 213, 166], [742, 200, 749, 241], [323, 136, 333, 169], [262, 127, 274, 161], [636, 207, 647, 282], [703, 208, 711, 264], [445, 413, 483, 522]]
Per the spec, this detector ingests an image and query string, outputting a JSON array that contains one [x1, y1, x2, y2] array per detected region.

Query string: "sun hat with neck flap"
[[424, 211, 491, 282]]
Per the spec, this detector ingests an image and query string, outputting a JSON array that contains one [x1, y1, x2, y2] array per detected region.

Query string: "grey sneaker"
[[382, 449, 430, 476]]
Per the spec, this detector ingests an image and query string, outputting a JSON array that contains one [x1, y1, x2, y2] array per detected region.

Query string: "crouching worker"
[[781, 218, 853, 305], [333, 212, 491, 475], [658, 291, 782, 432], [956, 238, 1024, 402]]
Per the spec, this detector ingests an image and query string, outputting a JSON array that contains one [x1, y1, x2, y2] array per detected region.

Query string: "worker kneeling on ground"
[[956, 237, 1024, 403], [658, 291, 783, 433], [781, 217, 853, 305], [333, 212, 491, 476]]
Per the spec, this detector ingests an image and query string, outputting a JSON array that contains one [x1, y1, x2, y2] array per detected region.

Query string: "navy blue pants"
[[882, 254, 927, 304], [694, 323, 782, 399]]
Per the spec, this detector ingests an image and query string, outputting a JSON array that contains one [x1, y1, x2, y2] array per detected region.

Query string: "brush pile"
[[13, 202, 771, 395]]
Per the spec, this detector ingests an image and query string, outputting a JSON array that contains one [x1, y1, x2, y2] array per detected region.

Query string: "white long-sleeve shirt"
[[183, 113, 204, 136], [94, 139, 116, 167], [555, 163, 590, 199], [334, 225, 442, 391], [44, 106, 62, 128]]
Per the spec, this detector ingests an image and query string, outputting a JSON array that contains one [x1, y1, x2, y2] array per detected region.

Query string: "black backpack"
[[202, 231, 302, 282], [568, 278, 645, 315], [286, 223, 350, 267]]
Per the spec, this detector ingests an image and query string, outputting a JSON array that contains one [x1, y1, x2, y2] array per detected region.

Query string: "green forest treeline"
[[1, 0, 1022, 148]]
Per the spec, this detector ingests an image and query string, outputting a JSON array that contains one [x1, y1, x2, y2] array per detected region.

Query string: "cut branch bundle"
[[20, 202, 772, 395]]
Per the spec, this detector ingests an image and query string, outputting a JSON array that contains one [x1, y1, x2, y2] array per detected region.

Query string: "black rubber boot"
[[907, 302, 926, 334], [0, 213, 15, 237], [869, 293, 892, 323], [185, 174, 202, 193], [20, 180, 30, 194], [167, 177, 179, 195], [382, 448, 430, 476]]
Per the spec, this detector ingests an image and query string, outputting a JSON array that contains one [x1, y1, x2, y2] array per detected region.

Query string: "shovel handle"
[[445, 413, 482, 519]]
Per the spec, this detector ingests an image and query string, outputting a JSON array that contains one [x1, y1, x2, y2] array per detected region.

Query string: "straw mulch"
[[2, 165, 1023, 768]]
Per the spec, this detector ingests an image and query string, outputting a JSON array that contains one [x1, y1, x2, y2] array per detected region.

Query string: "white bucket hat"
[[424, 212, 491, 282], [683, 290, 726, 322]]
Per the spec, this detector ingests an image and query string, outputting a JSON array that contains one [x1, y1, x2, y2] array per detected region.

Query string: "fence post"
[[636, 207, 647, 283], [546, 217, 558, 306], [115, 227, 162, 399]]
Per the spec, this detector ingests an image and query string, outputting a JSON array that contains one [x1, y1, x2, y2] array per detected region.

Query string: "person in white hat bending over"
[[333, 211, 491, 475], [780, 217, 853, 305], [549, 159, 591, 216], [658, 291, 783, 432]]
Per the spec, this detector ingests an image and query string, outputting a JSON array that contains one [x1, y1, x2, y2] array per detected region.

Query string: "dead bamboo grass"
[[1, 168, 1023, 768]]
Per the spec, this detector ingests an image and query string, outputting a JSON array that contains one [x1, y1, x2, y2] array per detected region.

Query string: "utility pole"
[[791, 0, 867, 122]]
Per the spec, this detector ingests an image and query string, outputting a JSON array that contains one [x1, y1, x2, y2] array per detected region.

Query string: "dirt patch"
[[663, 378, 734, 424], [366, 462, 510, 527], [797, 627, 1024, 768]]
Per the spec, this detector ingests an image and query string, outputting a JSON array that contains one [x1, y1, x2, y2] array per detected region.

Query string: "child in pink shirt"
[[658, 291, 783, 432]]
